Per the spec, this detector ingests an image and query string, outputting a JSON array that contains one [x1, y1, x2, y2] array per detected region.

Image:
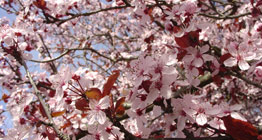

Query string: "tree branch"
[[229, 71, 262, 89], [199, 12, 251, 19], [144, 136, 232, 140], [53, 5, 132, 26], [30, 50, 71, 63], [21, 57, 69, 140]]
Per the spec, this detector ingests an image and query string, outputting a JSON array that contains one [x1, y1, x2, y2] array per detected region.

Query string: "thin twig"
[[57, 5, 132, 26], [30, 50, 71, 63], [38, 34, 58, 74], [199, 12, 251, 19], [30, 47, 136, 64]]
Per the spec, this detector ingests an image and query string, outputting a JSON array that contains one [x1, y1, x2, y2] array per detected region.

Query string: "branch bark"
[[21, 57, 69, 140]]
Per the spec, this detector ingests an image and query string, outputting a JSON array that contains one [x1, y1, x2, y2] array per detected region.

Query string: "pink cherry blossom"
[[184, 100, 221, 126], [87, 96, 110, 125], [224, 42, 256, 70], [183, 45, 213, 68], [0, 0, 262, 139]]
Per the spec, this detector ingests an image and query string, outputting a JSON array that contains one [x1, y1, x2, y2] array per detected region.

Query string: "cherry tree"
[[0, 0, 262, 139]]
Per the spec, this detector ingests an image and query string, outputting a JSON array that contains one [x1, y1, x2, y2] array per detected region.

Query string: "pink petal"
[[145, 89, 159, 103], [205, 106, 221, 115], [177, 117, 186, 131], [202, 54, 213, 61], [200, 45, 209, 54], [3, 36, 13, 46], [87, 112, 96, 125], [192, 68, 199, 76], [182, 55, 194, 63], [152, 106, 162, 117], [99, 96, 110, 109], [89, 99, 98, 110], [193, 58, 203, 67], [160, 85, 172, 99], [196, 114, 207, 125], [238, 60, 250, 70], [224, 57, 237, 67], [227, 43, 237, 56], [97, 111, 106, 124]]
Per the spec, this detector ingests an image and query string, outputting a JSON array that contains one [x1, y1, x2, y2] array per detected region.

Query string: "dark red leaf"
[[2, 94, 9, 103], [212, 75, 223, 86], [46, 127, 56, 140], [39, 104, 48, 118], [48, 90, 56, 97], [177, 48, 187, 61], [75, 98, 89, 111], [251, 7, 261, 17], [102, 70, 120, 96], [220, 53, 232, 63], [85, 88, 102, 100], [175, 30, 200, 48], [51, 110, 65, 117], [222, 115, 259, 140], [114, 97, 126, 117], [33, 0, 49, 10]]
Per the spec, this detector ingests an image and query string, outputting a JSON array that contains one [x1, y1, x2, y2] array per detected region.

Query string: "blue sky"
[[0, 8, 16, 131], [0, 8, 16, 22]]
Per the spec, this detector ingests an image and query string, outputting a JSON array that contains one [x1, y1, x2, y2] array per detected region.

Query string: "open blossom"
[[87, 96, 110, 125], [133, 3, 151, 24], [128, 55, 154, 87], [182, 95, 221, 126], [183, 45, 213, 67], [171, 98, 194, 131], [81, 122, 124, 140], [224, 42, 256, 70], [208, 117, 226, 130], [125, 119, 151, 138], [1, 0, 262, 139]]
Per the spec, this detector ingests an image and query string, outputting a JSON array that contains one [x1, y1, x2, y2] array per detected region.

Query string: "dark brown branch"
[[229, 71, 262, 89], [30, 50, 71, 63], [30, 47, 136, 64], [83, 51, 111, 75], [56, 5, 132, 26], [107, 114, 142, 140], [144, 136, 232, 140], [199, 12, 251, 19]]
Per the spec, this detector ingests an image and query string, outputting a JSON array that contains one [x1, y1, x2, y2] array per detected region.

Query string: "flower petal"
[[196, 114, 207, 125], [87, 112, 97, 125], [97, 111, 106, 124], [177, 117, 186, 131], [238, 60, 250, 70], [99, 96, 110, 109], [193, 58, 203, 67], [224, 57, 237, 67], [182, 55, 194, 63], [200, 45, 209, 54], [202, 54, 213, 61]]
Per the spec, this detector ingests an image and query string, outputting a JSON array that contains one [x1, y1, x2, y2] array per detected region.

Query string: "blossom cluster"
[[0, 0, 262, 139]]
